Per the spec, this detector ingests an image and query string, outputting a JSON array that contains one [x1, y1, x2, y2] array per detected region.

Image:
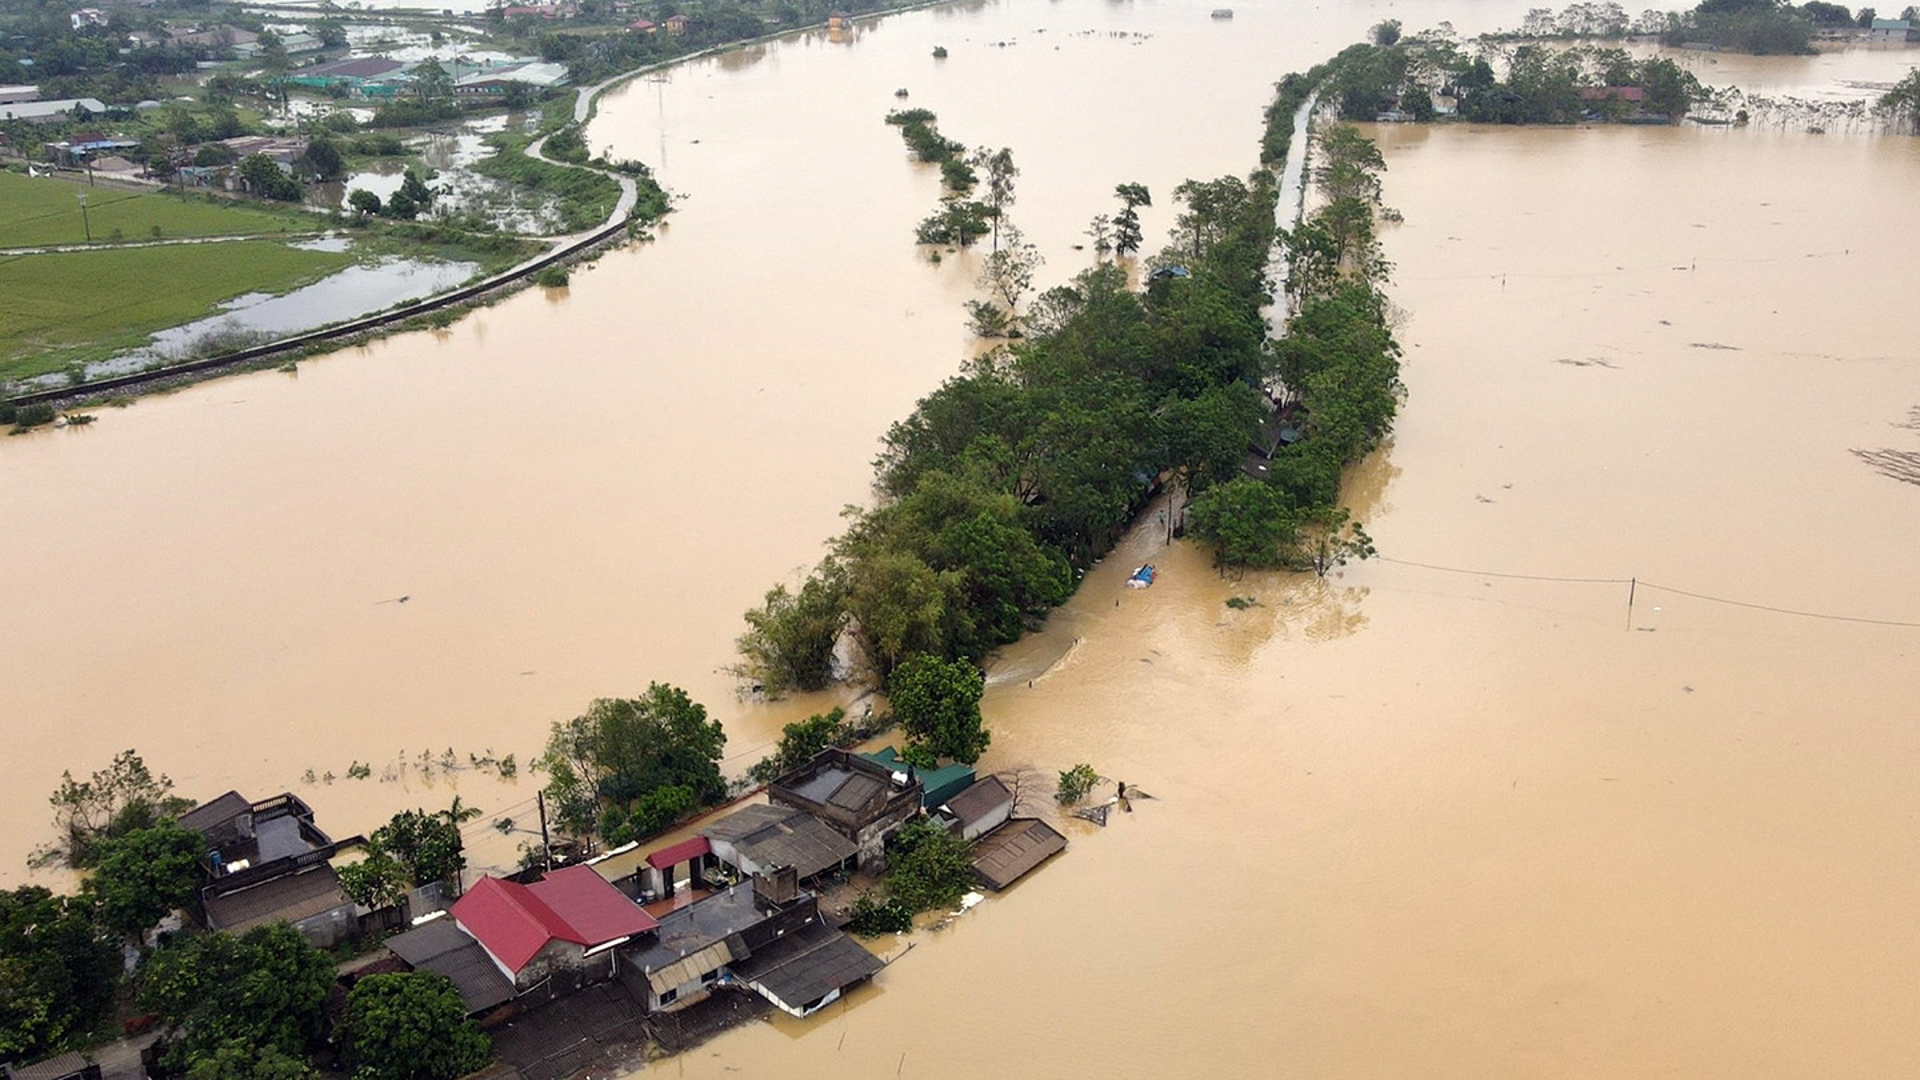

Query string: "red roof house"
[[452, 865, 659, 988]]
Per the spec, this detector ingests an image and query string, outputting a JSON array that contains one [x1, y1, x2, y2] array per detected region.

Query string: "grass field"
[[0, 240, 355, 383], [0, 171, 324, 249]]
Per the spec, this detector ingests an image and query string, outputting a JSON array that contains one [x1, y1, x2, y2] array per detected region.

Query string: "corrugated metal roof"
[[943, 775, 1012, 829], [527, 865, 659, 944], [5, 1050, 89, 1080], [454, 868, 659, 975], [970, 818, 1067, 891], [202, 865, 350, 933], [645, 835, 711, 870], [731, 923, 883, 1012], [644, 939, 734, 994], [177, 790, 250, 834], [385, 920, 516, 1013], [704, 805, 857, 880]]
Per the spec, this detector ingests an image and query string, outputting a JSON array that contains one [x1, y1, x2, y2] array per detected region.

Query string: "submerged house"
[[180, 791, 363, 947], [618, 868, 882, 1017], [703, 803, 858, 884], [768, 749, 922, 865], [449, 865, 661, 994], [938, 775, 1013, 843], [863, 746, 975, 808], [970, 818, 1068, 891]]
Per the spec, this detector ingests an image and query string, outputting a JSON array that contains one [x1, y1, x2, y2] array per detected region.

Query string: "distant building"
[[216, 135, 309, 170], [1578, 85, 1647, 103], [0, 84, 42, 104], [628, 18, 656, 32], [165, 26, 258, 52], [276, 31, 324, 54], [4, 98, 107, 125], [69, 8, 107, 30], [664, 14, 688, 34], [1869, 17, 1914, 40], [452, 60, 571, 95], [285, 56, 406, 94], [768, 749, 923, 866], [826, 10, 852, 29]]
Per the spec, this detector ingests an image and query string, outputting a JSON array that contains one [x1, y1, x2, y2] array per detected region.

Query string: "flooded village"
[[6, 0, 1920, 1077]]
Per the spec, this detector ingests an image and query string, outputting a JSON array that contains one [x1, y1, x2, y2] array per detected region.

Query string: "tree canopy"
[[889, 654, 989, 766], [0, 886, 120, 1062], [337, 973, 491, 1080], [537, 684, 727, 844], [137, 924, 335, 1072], [86, 821, 204, 939]]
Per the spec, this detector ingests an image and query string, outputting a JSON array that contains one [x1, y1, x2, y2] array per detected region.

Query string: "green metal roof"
[[863, 747, 976, 809]]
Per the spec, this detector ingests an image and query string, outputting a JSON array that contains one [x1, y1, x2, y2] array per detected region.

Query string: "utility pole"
[[77, 192, 91, 243], [535, 789, 552, 871]]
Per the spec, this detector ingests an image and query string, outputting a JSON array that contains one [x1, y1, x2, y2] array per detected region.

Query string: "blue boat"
[[1127, 563, 1157, 588]]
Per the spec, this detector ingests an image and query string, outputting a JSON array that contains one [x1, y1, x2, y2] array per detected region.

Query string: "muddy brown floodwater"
[[6, 0, 1920, 1074]]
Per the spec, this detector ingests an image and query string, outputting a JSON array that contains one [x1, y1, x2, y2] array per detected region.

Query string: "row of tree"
[[732, 160, 1283, 720], [1186, 117, 1401, 572]]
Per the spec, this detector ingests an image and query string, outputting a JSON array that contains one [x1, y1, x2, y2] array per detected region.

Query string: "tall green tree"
[[138, 924, 334, 1072], [889, 653, 989, 766], [183, 1041, 319, 1080], [537, 685, 728, 840], [87, 822, 204, 940], [1188, 477, 1295, 570], [1112, 181, 1151, 258], [337, 973, 491, 1080], [0, 886, 121, 1062]]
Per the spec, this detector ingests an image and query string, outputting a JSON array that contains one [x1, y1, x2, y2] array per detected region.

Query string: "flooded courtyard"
[[4, 0, 1919, 1074]]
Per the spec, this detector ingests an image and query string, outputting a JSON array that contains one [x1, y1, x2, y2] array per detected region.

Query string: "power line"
[[1374, 555, 1629, 585], [1375, 556, 1920, 629], [1634, 580, 1920, 629]]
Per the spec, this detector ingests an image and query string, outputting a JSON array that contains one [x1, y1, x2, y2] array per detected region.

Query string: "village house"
[[1869, 17, 1915, 40], [0, 84, 40, 105], [938, 774, 1013, 842], [448, 865, 661, 995], [178, 790, 365, 947], [617, 867, 882, 1017], [826, 10, 852, 30], [863, 745, 975, 807], [69, 8, 107, 30], [162, 25, 258, 52], [0, 1051, 100, 1080], [628, 18, 657, 32], [969, 817, 1068, 891], [767, 748, 923, 866], [664, 13, 688, 34], [43, 132, 138, 165], [701, 803, 859, 884]]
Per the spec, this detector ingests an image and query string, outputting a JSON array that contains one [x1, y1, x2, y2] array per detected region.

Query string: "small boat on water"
[[1127, 563, 1157, 588], [1211, 8, 1234, 18]]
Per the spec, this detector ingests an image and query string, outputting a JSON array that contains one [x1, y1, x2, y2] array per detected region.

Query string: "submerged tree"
[[889, 653, 989, 766], [1112, 181, 1151, 258], [32, 749, 192, 870], [537, 685, 727, 843]]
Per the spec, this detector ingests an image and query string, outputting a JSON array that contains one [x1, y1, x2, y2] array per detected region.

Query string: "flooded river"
[[5, 0, 1920, 1074]]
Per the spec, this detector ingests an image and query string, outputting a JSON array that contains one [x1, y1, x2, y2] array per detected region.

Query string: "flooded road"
[[6, 1, 1920, 1074]]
